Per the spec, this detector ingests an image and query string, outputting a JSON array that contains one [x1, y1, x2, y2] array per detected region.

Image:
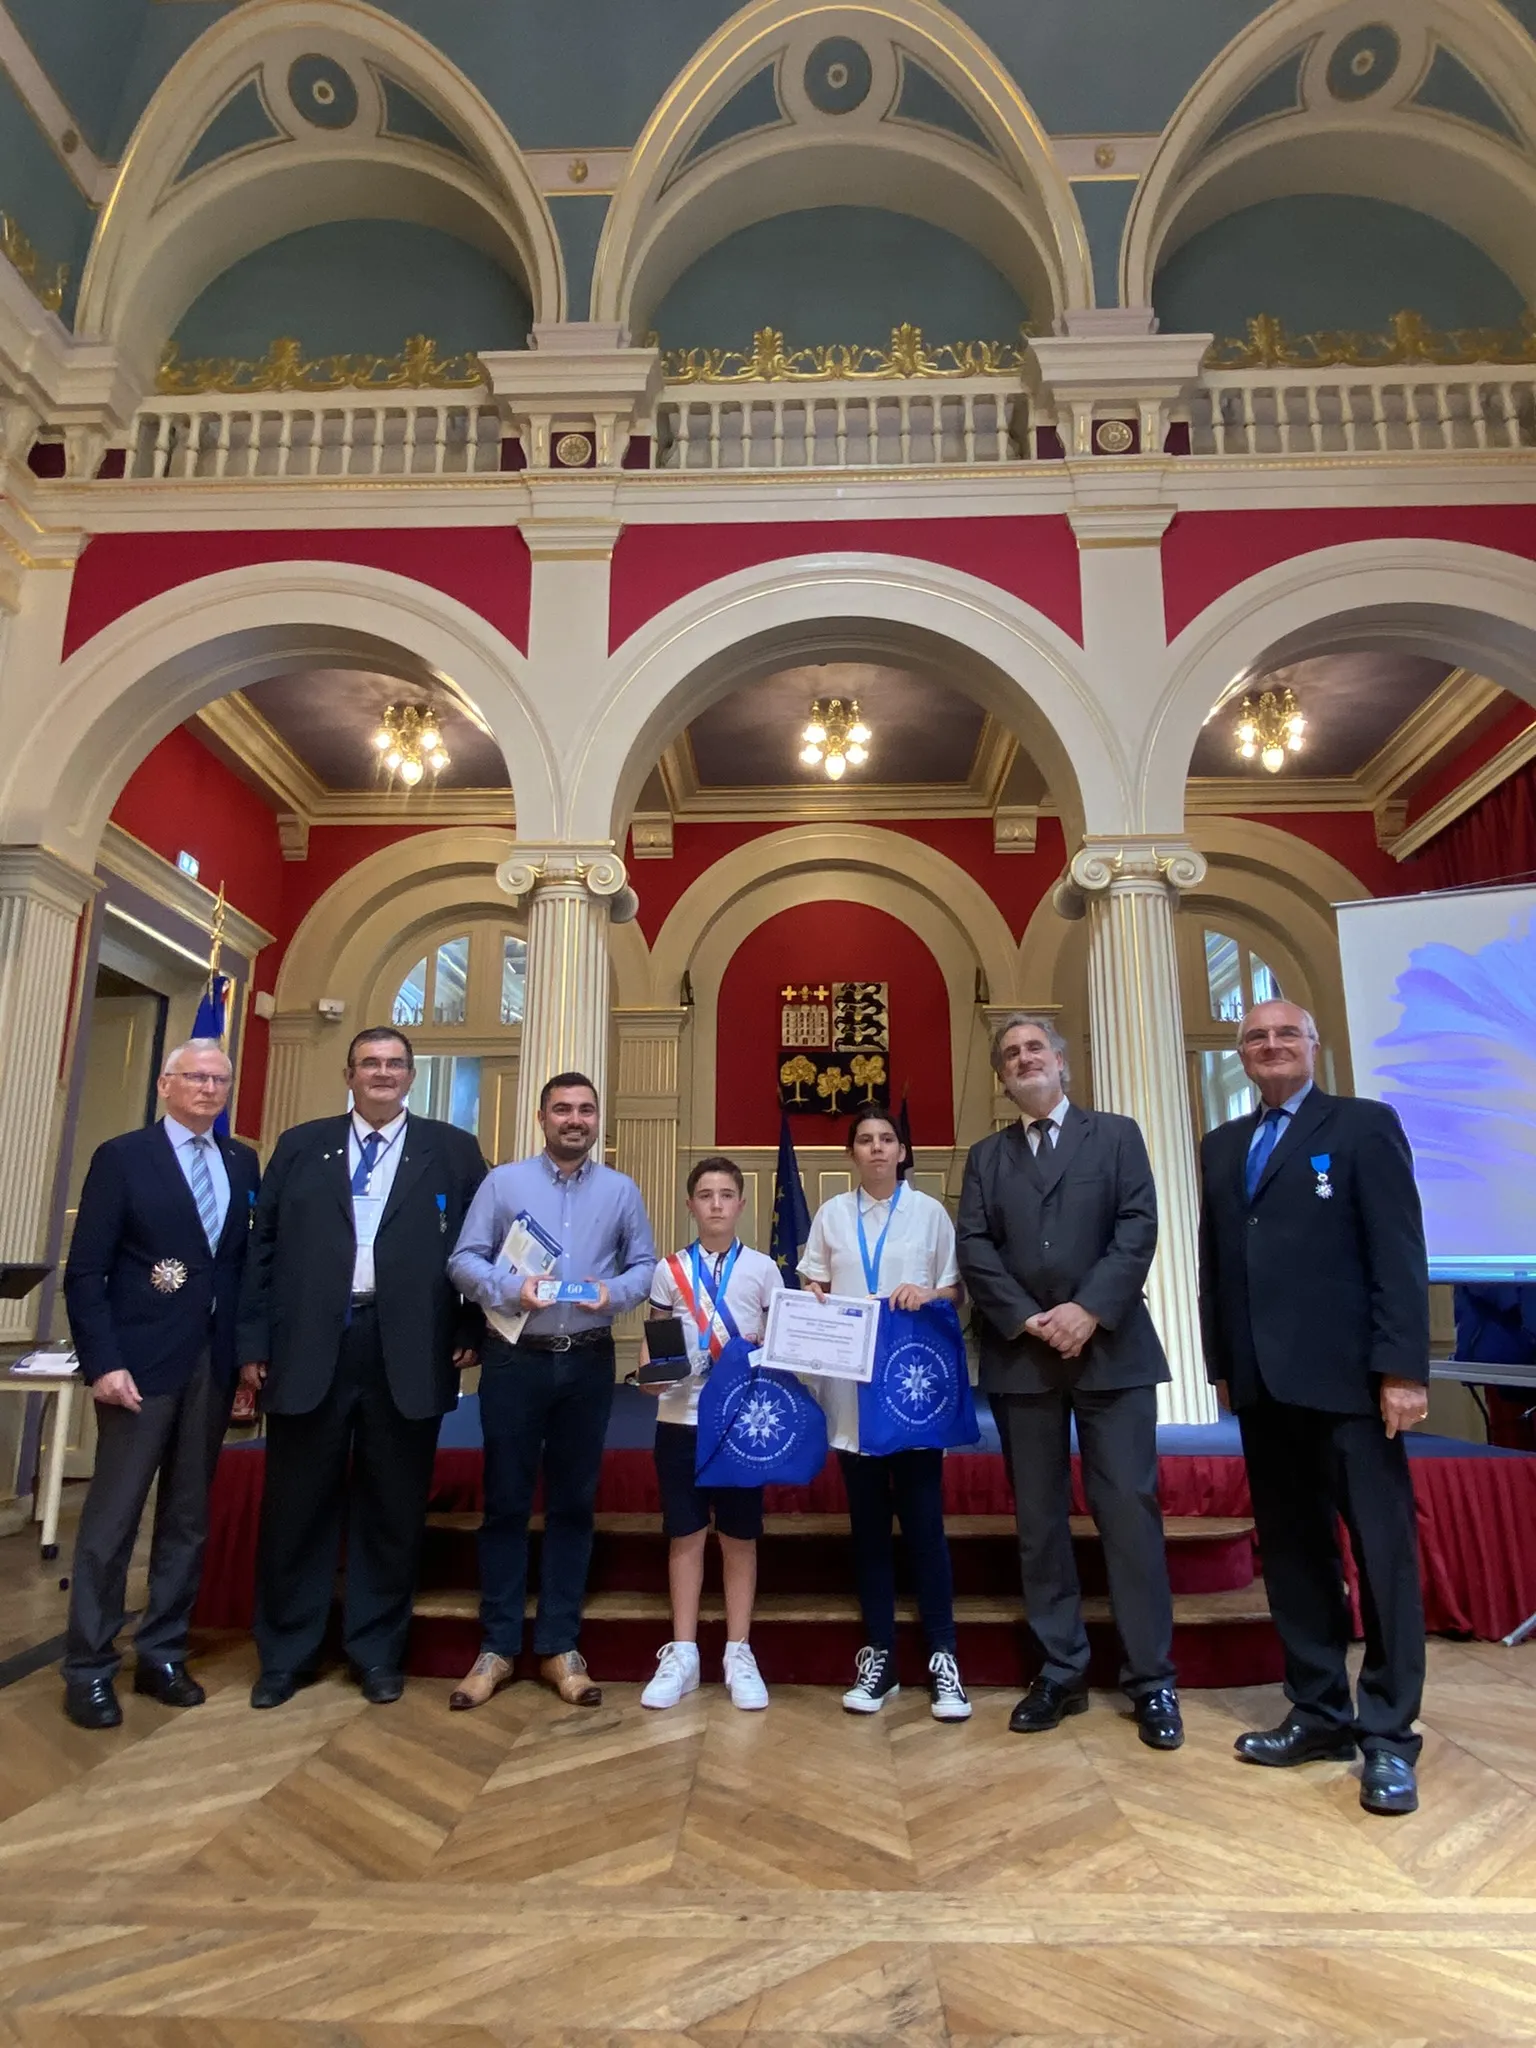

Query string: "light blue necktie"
[[351, 1131, 381, 1196], [188, 1134, 220, 1251], [1245, 1107, 1287, 1203]]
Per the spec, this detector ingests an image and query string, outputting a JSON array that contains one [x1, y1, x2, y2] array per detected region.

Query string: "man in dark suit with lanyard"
[[958, 1013, 1182, 1751], [1198, 999, 1429, 1816], [61, 1037, 260, 1728], [238, 1025, 486, 1707]]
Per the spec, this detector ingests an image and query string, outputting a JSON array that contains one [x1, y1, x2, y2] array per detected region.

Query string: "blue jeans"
[[477, 1334, 615, 1659]]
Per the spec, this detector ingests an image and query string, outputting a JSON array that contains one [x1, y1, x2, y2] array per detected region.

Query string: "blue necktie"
[[188, 1135, 220, 1251], [1245, 1107, 1287, 1202], [352, 1131, 381, 1196]]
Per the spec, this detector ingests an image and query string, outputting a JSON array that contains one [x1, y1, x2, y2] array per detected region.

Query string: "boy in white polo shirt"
[[639, 1155, 783, 1711]]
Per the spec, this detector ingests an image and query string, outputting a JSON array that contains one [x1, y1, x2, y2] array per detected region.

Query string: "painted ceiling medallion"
[[804, 37, 871, 115], [288, 54, 359, 129], [1326, 25, 1399, 102]]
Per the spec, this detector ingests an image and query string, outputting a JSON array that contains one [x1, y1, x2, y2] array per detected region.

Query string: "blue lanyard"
[[689, 1240, 743, 1349], [856, 1183, 902, 1295]]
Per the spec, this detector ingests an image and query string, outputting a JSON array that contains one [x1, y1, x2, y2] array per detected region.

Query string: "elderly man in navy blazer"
[[61, 1037, 260, 1728]]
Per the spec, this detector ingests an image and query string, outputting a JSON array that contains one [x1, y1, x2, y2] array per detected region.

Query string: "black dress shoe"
[[250, 1669, 318, 1710], [1234, 1712, 1357, 1767], [351, 1664, 405, 1705], [133, 1661, 205, 1708], [1009, 1676, 1090, 1734], [1132, 1685, 1184, 1751], [63, 1678, 122, 1730], [1360, 1750, 1419, 1816]]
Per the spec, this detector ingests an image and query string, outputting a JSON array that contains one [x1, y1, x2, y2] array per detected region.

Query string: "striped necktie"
[[188, 1134, 220, 1251]]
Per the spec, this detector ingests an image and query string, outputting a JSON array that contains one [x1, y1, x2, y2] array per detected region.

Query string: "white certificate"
[[763, 1289, 880, 1383]]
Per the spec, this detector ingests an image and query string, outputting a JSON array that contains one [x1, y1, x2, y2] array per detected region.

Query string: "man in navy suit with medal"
[[62, 1038, 261, 1728], [238, 1026, 486, 1707], [1198, 999, 1430, 1816]]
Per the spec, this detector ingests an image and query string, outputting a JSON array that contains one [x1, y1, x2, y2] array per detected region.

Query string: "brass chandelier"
[[372, 704, 449, 788], [799, 696, 871, 782], [1235, 686, 1306, 774]]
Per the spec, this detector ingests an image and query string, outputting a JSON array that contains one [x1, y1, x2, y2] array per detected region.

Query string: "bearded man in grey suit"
[[957, 1014, 1181, 1750]]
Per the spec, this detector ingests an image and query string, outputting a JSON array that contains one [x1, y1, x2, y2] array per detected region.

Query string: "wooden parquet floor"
[[2, 1525, 1536, 2042]]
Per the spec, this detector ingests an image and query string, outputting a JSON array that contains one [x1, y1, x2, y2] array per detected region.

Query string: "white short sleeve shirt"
[[649, 1242, 784, 1425], [797, 1183, 960, 1453]]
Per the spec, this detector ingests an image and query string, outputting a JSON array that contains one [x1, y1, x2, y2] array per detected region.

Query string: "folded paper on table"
[[762, 1288, 880, 1383], [485, 1209, 561, 1345], [9, 1349, 79, 1377]]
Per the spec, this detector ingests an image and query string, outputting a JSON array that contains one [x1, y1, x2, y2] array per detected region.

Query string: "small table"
[[1432, 1358, 1536, 1646], [2, 1367, 79, 1559]]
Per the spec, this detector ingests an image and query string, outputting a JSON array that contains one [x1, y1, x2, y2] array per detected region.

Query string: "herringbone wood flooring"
[[1, 1527, 1536, 2042]]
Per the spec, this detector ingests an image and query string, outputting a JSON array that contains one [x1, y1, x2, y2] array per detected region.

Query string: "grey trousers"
[[63, 1353, 231, 1685], [990, 1382, 1176, 1698]]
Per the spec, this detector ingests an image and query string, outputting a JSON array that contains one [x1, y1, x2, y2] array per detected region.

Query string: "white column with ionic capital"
[[0, 847, 99, 1340], [499, 844, 632, 1160], [1057, 839, 1214, 1425]]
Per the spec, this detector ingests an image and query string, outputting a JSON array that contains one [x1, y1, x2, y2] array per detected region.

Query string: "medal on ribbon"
[[1311, 1153, 1333, 1200], [151, 1257, 189, 1294]]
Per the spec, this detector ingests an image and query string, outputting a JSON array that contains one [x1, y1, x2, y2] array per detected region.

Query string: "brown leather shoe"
[[539, 1650, 601, 1706], [448, 1651, 513, 1712]]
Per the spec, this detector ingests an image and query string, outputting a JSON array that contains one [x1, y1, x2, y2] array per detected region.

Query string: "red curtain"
[[1409, 756, 1536, 891]]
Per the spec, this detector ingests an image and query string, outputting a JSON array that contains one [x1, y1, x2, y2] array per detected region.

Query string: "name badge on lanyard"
[[856, 1182, 903, 1296]]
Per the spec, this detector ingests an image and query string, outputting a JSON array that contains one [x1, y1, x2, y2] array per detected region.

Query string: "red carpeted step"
[[406, 1584, 1283, 1691], [418, 1511, 1259, 1598]]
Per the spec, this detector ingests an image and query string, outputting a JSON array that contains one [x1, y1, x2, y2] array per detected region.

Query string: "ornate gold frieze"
[[1207, 309, 1536, 370], [155, 333, 487, 395], [656, 322, 1031, 383], [0, 213, 68, 314]]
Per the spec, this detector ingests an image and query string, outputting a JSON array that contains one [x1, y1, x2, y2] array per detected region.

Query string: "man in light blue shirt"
[[447, 1070, 656, 1709]]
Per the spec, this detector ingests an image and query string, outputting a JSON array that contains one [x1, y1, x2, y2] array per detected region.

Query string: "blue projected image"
[[1373, 910, 1536, 1282]]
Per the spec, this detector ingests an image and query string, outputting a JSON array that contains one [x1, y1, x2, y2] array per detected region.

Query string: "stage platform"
[[192, 1390, 1536, 1689]]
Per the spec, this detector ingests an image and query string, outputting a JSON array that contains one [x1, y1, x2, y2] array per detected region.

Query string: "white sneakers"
[[723, 1639, 768, 1711], [641, 1638, 769, 1711], [641, 1640, 700, 1709]]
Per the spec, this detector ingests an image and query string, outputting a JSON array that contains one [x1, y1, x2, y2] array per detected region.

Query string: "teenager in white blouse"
[[798, 1105, 970, 1721]]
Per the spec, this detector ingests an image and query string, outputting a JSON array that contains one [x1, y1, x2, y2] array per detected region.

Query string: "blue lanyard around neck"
[[689, 1240, 743, 1348], [856, 1182, 902, 1295]]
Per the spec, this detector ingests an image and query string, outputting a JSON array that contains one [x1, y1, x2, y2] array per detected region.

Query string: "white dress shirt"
[[348, 1110, 408, 1297], [1025, 1096, 1072, 1153], [649, 1241, 784, 1424], [162, 1114, 230, 1243], [798, 1183, 960, 1454]]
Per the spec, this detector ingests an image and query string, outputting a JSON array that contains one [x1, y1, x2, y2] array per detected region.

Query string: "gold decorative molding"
[[1391, 720, 1536, 862], [655, 323, 1032, 384], [1207, 309, 1536, 370], [155, 333, 488, 396], [0, 212, 68, 313]]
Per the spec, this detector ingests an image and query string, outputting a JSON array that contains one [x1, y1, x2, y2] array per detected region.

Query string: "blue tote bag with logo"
[[856, 1299, 980, 1456], [694, 1337, 829, 1487]]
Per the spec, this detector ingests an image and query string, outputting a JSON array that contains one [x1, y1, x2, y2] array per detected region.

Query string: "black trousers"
[[990, 1383, 1175, 1698], [837, 1447, 956, 1654], [254, 1304, 440, 1674], [1239, 1384, 1424, 1760], [64, 1351, 231, 1685]]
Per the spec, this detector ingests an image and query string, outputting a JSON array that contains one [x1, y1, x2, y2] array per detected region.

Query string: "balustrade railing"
[[124, 395, 505, 479], [68, 361, 1536, 483]]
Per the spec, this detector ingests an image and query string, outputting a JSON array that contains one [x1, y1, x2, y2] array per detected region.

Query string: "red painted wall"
[[1162, 507, 1536, 642], [1406, 698, 1533, 825], [609, 516, 1084, 649], [629, 816, 1066, 946], [715, 901, 954, 1149], [64, 527, 532, 659]]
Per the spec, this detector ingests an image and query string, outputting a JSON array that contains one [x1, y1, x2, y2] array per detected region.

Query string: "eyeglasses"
[[166, 1072, 230, 1089], [1240, 1027, 1311, 1048]]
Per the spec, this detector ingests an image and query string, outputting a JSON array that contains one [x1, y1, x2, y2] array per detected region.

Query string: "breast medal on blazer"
[[1198, 1088, 1429, 1415]]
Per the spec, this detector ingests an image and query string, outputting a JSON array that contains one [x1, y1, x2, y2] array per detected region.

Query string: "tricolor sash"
[[668, 1242, 743, 1362]]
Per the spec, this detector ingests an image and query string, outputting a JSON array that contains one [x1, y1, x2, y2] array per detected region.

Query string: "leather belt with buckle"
[[516, 1330, 610, 1352]]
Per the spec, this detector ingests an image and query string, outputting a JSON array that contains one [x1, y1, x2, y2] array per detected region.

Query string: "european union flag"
[[769, 1109, 810, 1287], [191, 972, 231, 1138]]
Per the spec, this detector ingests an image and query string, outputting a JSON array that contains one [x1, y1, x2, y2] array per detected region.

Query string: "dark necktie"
[[1029, 1119, 1054, 1154], [1245, 1106, 1287, 1202], [352, 1131, 381, 1196]]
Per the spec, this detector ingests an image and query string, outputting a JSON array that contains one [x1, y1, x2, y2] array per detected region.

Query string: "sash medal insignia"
[[151, 1257, 189, 1294], [1311, 1153, 1333, 1200]]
